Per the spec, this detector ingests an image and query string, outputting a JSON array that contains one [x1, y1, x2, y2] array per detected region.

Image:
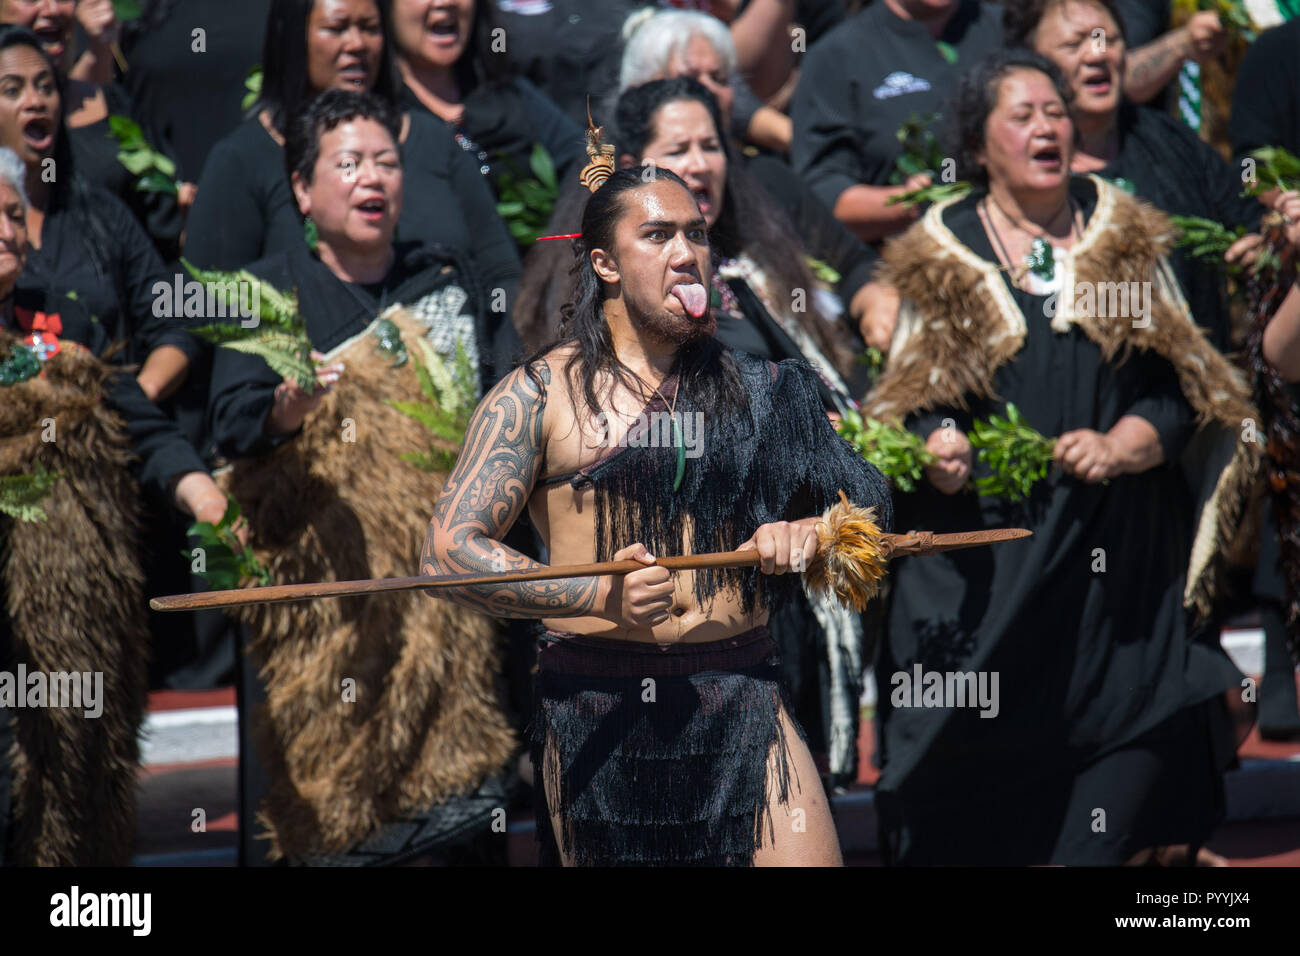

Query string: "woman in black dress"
[[389, 0, 584, 207], [866, 50, 1255, 865]]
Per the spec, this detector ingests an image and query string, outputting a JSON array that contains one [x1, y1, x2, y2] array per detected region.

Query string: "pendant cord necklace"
[[983, 193, 1080, 289], [629, 361, 687, 493]]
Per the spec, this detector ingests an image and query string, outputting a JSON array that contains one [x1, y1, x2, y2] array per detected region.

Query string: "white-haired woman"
[[620, 6, 790, 156], [0, 143, 230, 865]]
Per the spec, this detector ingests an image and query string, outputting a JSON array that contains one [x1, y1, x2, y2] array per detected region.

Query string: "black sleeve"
[[101, 190, 201, 364], [1121, 350, 1198, 463], [731, 76, 763, 142], [106, 364, 207, 498], [103, 82, 184, 261], [184, 135, 268, 271], [791, 47, 869, 211], [1183, 121, 1264, 232], [206, 340, 289, 460], [516, 77, 585, 182]]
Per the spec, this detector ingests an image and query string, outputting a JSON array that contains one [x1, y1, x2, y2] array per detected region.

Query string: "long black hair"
[[258, 0, 402, 134], [613, 77, 859, 378], [0, 26, 114, 280], [523, 166, 747, 423]]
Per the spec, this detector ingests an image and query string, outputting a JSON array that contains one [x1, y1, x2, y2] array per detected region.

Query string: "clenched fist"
[[599, 542, 675, 628]]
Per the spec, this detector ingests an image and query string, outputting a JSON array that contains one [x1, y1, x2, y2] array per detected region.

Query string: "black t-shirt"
[[67, 82, 183, 261], [24, 183, 197, 367], [1230, 18, 1300, 162], [184, 112, 521, 314], [119, 0, 267, 183], [401, 75, 585, 201], [791, 0, 1005, 210]]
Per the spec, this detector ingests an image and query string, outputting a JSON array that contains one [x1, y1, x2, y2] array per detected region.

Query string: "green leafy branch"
[[0, 464, 60, 522], [805, 256, 841, 285], [388, 338, 478, 473], [968, 403, 1057, 502], [889, 113, 946, 185], [1242, 146, 1300, 197], [837, 411, 936, 493], [182, 260, 316, 390], [1170, 214, 1248, 274], [888, 180, 971, 208], [183, 493, 270, 592], [242, 65, 263, 111], [885, 112, 969, 207], [109, 115, 180, 196], [496, 144, 558, 247]]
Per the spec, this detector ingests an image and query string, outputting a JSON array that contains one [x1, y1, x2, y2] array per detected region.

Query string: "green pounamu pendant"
[[671, 415, 685, 492], [1025, 237, 1054, 282]]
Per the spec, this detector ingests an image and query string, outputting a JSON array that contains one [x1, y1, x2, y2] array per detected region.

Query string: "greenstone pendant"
[[671, 415, 685, 492], [1025, 237, 1054, 282]]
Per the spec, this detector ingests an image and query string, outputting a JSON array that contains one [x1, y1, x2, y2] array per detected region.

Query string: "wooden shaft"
[[150, 550, 765, 612], [149, 528, 1031, 613]]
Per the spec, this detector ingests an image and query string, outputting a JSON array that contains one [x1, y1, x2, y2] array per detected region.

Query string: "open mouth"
[[337, 59, 369, 85], [355, 197, 387, 221], [1081, 71, 1112, 95], [1031, 145, 1062, 170], [22, 118, 53, 153], [691, 186, 713, 217], [33, 25, 66, 55], [427, 16, 460, 44]]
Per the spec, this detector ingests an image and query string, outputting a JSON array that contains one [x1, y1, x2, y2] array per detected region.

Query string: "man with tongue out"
[[421, 164, 894, 866]]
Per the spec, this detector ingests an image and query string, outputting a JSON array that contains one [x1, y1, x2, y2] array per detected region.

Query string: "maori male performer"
[[421, 164, 894, 866]]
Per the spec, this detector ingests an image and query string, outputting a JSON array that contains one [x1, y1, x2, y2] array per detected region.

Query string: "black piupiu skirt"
[[531, 625, 804, 866]]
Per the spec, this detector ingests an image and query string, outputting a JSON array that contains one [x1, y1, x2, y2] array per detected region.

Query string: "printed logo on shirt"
[[496, 0, 553, 14], [873, 71, 932, 100]]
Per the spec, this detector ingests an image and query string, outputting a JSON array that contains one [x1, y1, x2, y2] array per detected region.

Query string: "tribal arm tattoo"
[[1124, 29, 1190, 105], [421, 361, 603, 618]]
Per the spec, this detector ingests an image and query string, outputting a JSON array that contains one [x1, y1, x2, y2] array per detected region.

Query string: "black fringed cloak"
[[563, 348, 894, 610]]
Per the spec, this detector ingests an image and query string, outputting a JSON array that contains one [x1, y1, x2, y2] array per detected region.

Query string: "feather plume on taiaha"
[[803, 490, 888, 611], [1244, 210, 1300, 663]]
